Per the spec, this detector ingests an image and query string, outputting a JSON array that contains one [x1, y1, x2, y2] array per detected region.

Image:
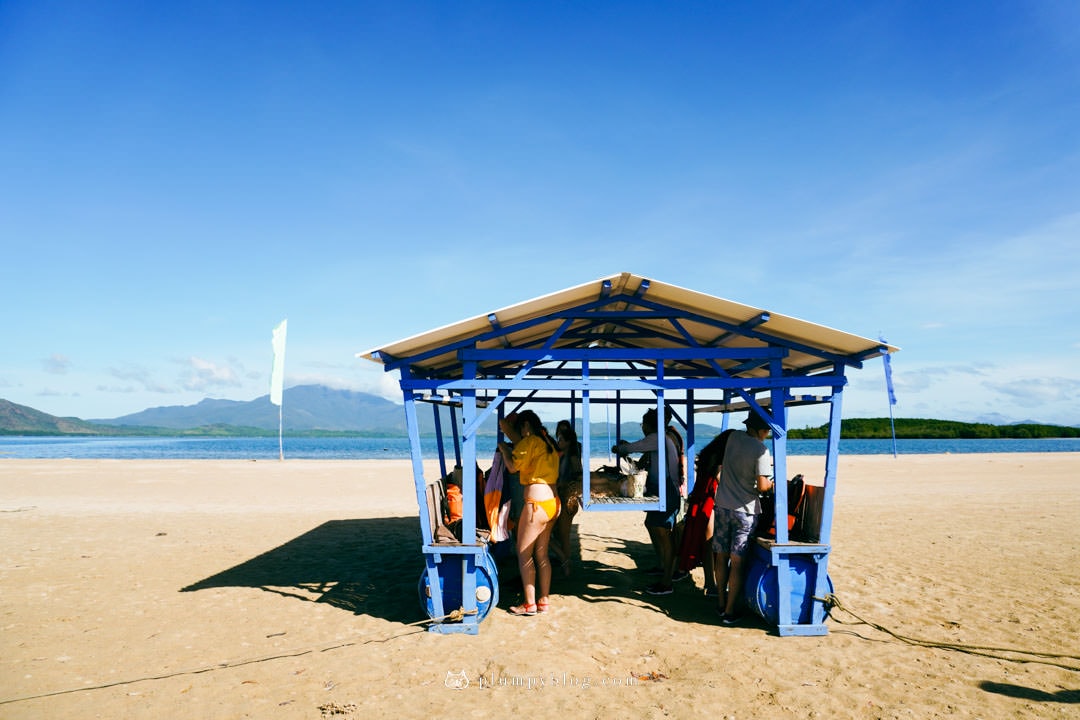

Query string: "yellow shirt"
[[512, 434, 559, 486]]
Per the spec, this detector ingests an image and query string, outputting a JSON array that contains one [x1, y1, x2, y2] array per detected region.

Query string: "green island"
[[787, 417, 1079, 440]]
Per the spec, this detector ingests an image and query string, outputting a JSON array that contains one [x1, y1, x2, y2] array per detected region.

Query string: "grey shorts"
[[711, 507, 757, 557]]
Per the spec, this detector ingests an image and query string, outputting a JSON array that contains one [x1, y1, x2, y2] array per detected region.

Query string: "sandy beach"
[[2, 454, 1078, 719]]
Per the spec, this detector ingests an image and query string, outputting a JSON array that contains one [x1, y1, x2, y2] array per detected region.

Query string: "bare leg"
[[533, 513, 557, 601], [515, 504, 546, 606], [725, 554, 746, 616], [552, 497, 577, 575], [713, 551, 730, 612], [703, 514, 716, 593], [648, 526, 676, 585]]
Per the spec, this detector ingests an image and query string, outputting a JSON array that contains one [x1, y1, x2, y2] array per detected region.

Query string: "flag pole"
[[880, 335, 897, 458], [271, 319, 288, 461]]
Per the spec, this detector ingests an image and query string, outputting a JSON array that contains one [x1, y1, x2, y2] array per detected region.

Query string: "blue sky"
[[2, 1, 1078, 427]]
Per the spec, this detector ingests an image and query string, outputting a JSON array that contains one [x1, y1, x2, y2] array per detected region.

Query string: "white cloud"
[[376, 371, 403, 402], [41, 354, 71, 374], [286, 362, 405, 404], [180, 356, 244, 392], [985, 376, 1080, 409], [890, 363, 992, 395], [108, 366, 172, 393], [881, 358, 1080, 424]]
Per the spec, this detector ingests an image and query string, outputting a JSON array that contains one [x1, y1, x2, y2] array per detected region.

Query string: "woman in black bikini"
[[552, 420, 583, 576]]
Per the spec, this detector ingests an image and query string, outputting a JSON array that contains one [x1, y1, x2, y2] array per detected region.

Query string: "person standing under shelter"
[[497, 410, 561, 616], [613, 407, 683, 596], [552, 420, 583, 576], [677, 427, 734, 598], [712, 411, 774, 625]]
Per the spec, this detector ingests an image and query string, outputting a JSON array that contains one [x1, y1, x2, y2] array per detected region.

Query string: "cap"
[[743, 412, 771, 432]]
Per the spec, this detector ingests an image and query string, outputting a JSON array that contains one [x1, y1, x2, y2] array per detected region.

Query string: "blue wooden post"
[[581, 361, 592, 500], [766, 367, 844, 636], [810, 367, 846, 626], [456, 363, 480, 635], [432, 405, 447, 481], [768, 372, 794, 633], [404, 392, 449, 625], [449, 404, 462, 470]]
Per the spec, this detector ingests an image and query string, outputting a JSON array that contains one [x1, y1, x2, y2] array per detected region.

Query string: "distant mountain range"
[[94, 385, 415, 433], [2, 386, 1078, 438], [1, 386, 425, 436], [0, 386, 694, 438], [0, 386, 647, 438]]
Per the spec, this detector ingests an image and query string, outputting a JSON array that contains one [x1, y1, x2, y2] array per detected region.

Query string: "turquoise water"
[[1, 435, 1078, 459]]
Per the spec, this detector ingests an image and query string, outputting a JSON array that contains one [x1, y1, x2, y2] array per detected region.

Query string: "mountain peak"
[[0, 399, 104, 434], [96, 385, 410, 432]]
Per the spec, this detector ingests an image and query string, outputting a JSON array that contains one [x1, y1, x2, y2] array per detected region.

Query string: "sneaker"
[[645, 582, 674, 596], [720, 612, 743, 626], [672, 570, 690, 582], [644, 566, 664, 576]]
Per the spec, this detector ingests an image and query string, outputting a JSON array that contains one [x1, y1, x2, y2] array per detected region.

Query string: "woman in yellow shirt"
[[497, 409, 560, 616]]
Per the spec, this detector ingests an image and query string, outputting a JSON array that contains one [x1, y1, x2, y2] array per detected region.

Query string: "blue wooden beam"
[[405, 375, 847, 393], [460, 347, 786, 362]]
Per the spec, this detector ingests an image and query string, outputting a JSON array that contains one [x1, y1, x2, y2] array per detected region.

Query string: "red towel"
[[677, 474, 718, 572]]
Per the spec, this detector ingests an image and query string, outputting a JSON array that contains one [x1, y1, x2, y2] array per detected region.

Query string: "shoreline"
[[3, 436, 1080, 464]]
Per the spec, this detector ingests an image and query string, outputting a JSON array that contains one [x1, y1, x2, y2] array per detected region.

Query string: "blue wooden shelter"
[[359, 272, 897, 635]]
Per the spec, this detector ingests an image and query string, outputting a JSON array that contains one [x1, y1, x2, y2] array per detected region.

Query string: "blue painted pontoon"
[[359, 272, 897, 635]]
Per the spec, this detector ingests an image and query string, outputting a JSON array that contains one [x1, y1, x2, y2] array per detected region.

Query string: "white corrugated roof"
[[359, 272, 898, 379]]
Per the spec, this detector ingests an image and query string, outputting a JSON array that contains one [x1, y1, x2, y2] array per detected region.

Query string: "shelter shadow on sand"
[[494, 530, 656, 607], [181, 517, 423, 624], [979, 681, 1080, 704], [557, 530, 755, 627]]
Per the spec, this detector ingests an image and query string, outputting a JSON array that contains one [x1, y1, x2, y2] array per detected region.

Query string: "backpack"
[[755, 474, 807, 540], [665, 426, 685, 485]]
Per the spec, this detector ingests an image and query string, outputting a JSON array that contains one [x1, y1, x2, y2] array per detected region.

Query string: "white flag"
[[270, 319, 287, 406]]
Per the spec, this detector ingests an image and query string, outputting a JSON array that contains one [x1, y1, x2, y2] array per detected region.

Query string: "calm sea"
[[1, 435, 1078, 460]]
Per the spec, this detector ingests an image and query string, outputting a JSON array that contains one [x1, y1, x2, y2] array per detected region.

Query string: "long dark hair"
[[696, 428, 734, 479], [515, 410, 557, 454], [555, 419, 579, 445]]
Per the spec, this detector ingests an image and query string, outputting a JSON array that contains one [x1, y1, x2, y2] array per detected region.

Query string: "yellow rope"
[[0, 607, 477, 706], [429, 607, 479, 623], [819, 593, 1080, 672]]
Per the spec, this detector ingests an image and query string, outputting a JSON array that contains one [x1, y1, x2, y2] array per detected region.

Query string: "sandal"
[[508, 603, 537, 616], [536, 598, 550, 614]]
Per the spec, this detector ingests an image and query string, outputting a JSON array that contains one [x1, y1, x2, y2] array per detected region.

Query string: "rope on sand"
[[819, 593, 1080, 672], [0, 608, 477, 707]]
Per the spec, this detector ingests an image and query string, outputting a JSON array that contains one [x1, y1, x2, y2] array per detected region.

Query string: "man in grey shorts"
[[712, 411, 775, 625]]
